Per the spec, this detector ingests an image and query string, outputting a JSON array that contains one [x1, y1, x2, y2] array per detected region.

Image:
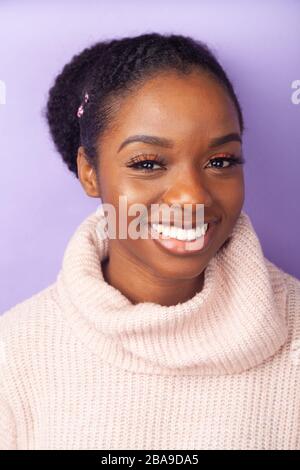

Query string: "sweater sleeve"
[[0, 393, 17, 450], [0, 314, 17, 449]]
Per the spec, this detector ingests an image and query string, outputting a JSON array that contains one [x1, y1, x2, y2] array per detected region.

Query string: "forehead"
[[106, 70, 240, 140]]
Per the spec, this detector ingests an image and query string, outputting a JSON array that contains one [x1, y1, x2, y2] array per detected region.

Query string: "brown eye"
[[126, 153, 167, 172], [132, 161, 163, 171], [207, 154, 245, 169]]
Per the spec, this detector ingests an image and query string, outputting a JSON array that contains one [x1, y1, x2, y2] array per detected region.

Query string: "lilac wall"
[[0, 0, 299, 313]]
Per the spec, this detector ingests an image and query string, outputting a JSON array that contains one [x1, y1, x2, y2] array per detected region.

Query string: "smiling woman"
[[1, 32, 300, 451]]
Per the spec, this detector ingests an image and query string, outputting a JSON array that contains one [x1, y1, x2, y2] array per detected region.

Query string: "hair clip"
[[77, 92, 89, 118]]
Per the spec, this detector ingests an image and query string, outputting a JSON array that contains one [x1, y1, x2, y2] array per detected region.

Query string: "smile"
[[150, 223, 208, 241]]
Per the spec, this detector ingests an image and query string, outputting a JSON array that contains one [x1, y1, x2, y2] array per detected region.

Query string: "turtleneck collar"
[[56, 207, 288, 376]]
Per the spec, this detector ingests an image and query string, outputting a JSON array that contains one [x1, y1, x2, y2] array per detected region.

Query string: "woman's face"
[[78, 69, 245, 280]]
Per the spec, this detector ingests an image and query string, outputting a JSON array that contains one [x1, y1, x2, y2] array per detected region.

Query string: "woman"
[[1, 32, 299, 450]]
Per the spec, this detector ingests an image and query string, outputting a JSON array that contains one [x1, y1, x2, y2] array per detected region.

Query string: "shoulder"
[[0, 283, 62, 380], [264, 257, 300, 315], [264, 257, 300, 350], [264, 256, 300, 297], [282, 267, 300, 335], [0, 282, 61, 336]]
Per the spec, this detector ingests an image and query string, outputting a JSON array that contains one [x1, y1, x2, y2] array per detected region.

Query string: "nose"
[[161, 166, 213, 208]]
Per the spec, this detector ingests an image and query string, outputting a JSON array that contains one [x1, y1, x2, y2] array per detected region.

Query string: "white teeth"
[[151, 223, 208, 241]]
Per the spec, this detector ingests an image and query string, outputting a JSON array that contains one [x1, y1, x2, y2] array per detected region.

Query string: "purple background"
[[0, 0, 299, 314]]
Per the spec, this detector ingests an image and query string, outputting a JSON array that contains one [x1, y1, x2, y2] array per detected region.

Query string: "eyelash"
[[126, 153, 245, 173]]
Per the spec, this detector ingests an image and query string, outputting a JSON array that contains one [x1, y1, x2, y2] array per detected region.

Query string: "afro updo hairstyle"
[[44, 32, 244, 179]]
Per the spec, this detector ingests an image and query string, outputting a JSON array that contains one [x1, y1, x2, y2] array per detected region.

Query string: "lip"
[[148, 221, 219, 256]]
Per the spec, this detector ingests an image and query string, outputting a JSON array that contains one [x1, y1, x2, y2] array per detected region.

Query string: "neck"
[[101, 249, 205, 307]]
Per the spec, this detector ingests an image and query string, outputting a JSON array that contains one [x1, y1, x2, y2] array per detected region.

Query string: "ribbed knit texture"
[[0, 207, 300, 450]]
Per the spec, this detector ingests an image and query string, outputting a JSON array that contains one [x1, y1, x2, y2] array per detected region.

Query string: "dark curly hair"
[[44, 32, 244, 179]]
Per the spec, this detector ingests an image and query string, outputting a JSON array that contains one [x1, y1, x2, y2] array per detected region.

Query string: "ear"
[[77, 146, 101, 198]]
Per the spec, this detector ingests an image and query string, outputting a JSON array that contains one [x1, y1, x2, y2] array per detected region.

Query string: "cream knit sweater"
[[1, 208, 300, 450]]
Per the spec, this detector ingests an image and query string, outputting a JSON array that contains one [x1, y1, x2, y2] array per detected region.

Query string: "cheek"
[[103, 184, 155, 217], [99, 159, 157, 207], [211, 173, 245, 210], [98, 176, 154, 234]]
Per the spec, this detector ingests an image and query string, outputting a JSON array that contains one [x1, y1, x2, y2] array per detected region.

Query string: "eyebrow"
[[117, 133, 242, 153]]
